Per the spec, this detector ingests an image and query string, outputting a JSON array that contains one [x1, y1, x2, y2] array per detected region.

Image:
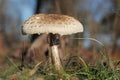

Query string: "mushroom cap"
[[22, 14, 83, 35]]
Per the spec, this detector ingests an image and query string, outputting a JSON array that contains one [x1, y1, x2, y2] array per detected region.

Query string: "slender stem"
[[51, 45, 63, 73]]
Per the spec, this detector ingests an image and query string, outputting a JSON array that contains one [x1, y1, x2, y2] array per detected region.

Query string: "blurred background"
[[0, 0, 120, 69]]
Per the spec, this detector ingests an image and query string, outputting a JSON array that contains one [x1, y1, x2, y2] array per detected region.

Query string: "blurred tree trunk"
[[56, 0, 77, 16], [111, 0, 120, 54], [0, 0, 5, 36], [35, 0, 42, 14], [87, 18, 99, 50], [0, 0, 11, 47], [54, 0, 61, 13]]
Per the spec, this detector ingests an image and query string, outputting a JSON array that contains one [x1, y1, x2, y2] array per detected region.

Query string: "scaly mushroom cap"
[[22, 14, 83, 35]]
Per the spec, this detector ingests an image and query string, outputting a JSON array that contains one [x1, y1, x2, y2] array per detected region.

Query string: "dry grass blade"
[[78, 56, 88, 68], [29, 61, 43, 76], [70, 38, 104, 46], [6, 56, 19, 70], [35, 77, 45, 80]]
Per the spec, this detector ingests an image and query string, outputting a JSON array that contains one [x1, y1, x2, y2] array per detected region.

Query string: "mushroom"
[[22, 14, 83, 74]]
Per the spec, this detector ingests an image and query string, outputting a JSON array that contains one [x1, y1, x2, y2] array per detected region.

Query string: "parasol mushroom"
[[22, 14, 83, 74]]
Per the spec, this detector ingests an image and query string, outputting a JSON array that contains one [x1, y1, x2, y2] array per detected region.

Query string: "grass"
[[0, 38, 120, 80], [0, 54, 120, 80]]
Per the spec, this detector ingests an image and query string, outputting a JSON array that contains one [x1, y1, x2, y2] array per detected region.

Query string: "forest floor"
[[0, 44, 120, 80]]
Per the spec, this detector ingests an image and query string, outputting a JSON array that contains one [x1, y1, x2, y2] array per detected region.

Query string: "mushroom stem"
[[51, 45, 63, 72], [48, 33, 64, 73]]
